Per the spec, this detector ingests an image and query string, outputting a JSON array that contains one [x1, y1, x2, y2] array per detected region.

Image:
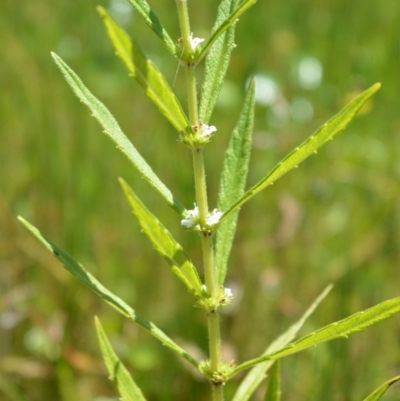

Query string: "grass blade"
[[215, 79, 255, 284], [197, 0, 258, 63], [123, 0, 177, 56], [220, 83, 381, 224], [232, 284, 332, 401], [199, 0, 240, 124], [95, 317, 148, 401], [231, 294, 400, 377], [98, 7, 190, 138], [264, 360, 281, 401], [120, 178, 203, 296], [362, 376, 400, 401], [18, 217, 199, 370], [51, 52, 185, 215]]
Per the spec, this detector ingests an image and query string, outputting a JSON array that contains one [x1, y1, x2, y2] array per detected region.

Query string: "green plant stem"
[[192, 150, 207, 221], [212, 383, 224, 401], [192, 112, 224, 401], [186, 66, 199, 125], [176, 1, 224, 399], [176, 0, 192, 59]]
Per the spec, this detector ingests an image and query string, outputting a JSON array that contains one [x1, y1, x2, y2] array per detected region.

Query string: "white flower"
[[201, 124, 217, 138], [181, 204, 199, 228], [224, 287, 233, 300], [181, 205, 222, 231], [189, 34, 204, 51], [206, 208, 223, 226]]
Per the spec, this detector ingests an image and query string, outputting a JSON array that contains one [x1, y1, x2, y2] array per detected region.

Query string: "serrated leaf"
[[95, 317, 148, 401], [215, 79, 255, 284], [51, 52, 185, 216], [199, 0, 240, 124], [220, 83, 381, 224], [98, 7, 190, 137], [197, 0, 258, 63], [119, 178, 203, 296], [264, 360, 280, 401], [231, 294, 400, 377], [123, 0, 177, 56], [232, 284, 332, 401], [18, 217, 199, 369], [362, 376, 400, 401]]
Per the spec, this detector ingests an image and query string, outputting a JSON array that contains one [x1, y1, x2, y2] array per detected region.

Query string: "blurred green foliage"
[[1, 0, 400, 400]]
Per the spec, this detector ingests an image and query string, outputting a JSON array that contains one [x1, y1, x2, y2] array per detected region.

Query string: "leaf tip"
[[17, 215, 29, 228], [96, 5, 106, 17], [118, 177, 129, 192], [51, 52, 63, 68], [247, 76, 256, 90]]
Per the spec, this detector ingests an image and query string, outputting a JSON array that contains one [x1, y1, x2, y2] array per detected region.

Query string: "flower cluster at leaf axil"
[[199, 123, 217, 139], [180, 122, 217, 148], [195, 285, 234, 311], [181, 204, 223, 233], [177, 33, 204, 64], [202, 285, 233, 302]]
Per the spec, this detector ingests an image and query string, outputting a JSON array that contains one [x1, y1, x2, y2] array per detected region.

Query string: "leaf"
[[95, 317, 148, 401], [18, 217, 199, 369], [215, 79, 255, 284], [199, 0, 240, 124], [230, 294, 400, 377], [220, 83, 381, 224], [231, 284, 332, 401], [264, 360, 281, 401], [98, 7, 190, 138], [51, 52, 185, 216], [197, 0, 258, 63], [119, 178, 203, 296], [362, 376, 400, 401], [123, 0, 177, 56]]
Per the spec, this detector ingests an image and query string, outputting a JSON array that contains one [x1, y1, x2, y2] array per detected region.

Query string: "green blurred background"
[[1, 0, 400, 400]]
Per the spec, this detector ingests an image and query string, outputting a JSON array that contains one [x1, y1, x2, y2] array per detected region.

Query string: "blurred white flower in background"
[[297, 56, 323, 90]]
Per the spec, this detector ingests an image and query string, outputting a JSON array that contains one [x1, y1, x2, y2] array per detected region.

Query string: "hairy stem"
[[176, 0, 192, 60], [176, 1, 224, 399]]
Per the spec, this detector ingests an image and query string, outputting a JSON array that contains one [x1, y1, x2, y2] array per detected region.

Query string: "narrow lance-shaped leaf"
[[119, 178, 203, 297], [264, 360, 281, 401], [230, 294, 400, 378], [361, 376, 400, 401], [51, 52, 185, 216], [220, 83, 381, 224], [123, 0, 177, 57], [95, 317, 148, 401], [98, 7, 191, 138], [196, 0, 258, 63], [199, 0, 240, 124], [232, 284, 333, 401], [18, 217, 199, 370], [215, 79, 255, 285]]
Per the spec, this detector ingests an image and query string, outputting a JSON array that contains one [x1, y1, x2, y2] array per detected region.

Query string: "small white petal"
[[190, 34, 205, 50], [224, 287, 233, 299], [181, 218, 193, 228], [201, 124, 217, 138], [206, 209, 223, 226], [181, 204, 199, 228]]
